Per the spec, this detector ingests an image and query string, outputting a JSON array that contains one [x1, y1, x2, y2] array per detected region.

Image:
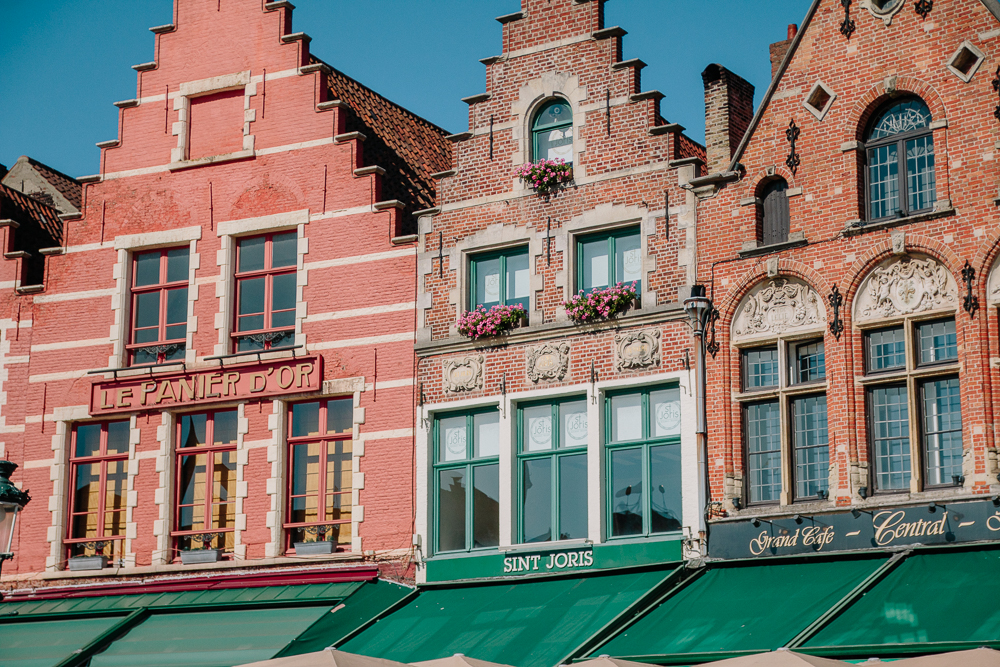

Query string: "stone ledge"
[[612, 58, 647, 71], [354, 166, 385, 177], [299, 62, 330, 75], [334, 131, 366, 143], [630, 90, 664, 103], [843, 206, 956, 236], [280, 32, 310, 44], [462, 93, 491, 105], [113, 99, 139, 109], [738, 235, 808, 259], [446, 132, 473, 143], [264, 1, 295, 11], [96, 140, 120, 149], [496, 11, 523, 24], [167, 149, 254, 172], [132, 62, 157, 72], [593, 26, 626, 40], [149, 24, 175, 34], [413, 207, 441, 217], [431, 170, 457, 179], [391, 234, 418, 246], [650, 122, 684, 136], [317, 100, 345, 111], [373, 199, 404, 211]]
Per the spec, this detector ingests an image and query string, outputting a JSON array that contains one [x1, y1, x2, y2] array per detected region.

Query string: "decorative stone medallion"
[[443, 355, 485, 393], [854, 256, 957, 322], [526, 342, 569, 383], [614, 329, 661, 372], [732, 279, 824, 341], [865, 0, 905, 25]]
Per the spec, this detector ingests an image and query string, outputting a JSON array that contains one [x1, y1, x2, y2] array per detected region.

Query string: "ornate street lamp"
[[683, 285, 713, 541], [0, 460, 31, 595]]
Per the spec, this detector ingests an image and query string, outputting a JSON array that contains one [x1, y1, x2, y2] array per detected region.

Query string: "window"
[[758, 178, 789, 246], [864, 97, 936, 221], [470, 248, 529, 311], [531, 99, 573, 164], [233, 231, 297, 352], [517, 398, 588, 543], [67, 421, 130, 565], [863, 316, 962, 493], [434, 409, 500, 553], [740, 339, 829, 504], [128, 247, 188, 366], [174, 410, 238, 554], [285, 398, 353, 551], [606, 386, 682, 538], [578, 228, 642, 296]]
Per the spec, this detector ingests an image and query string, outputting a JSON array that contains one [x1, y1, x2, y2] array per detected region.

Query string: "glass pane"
[[868, 327, 906, 372], [474, 411, 500, 458], [179, 413, 207, 449], [134, 292, 160, 330], [237, 277, 265, 319], [132, 348, 159, 366], [868, 144, 900, 219], [213, 410, 238, 445], [292, 402, 320, 438], [793, 395, 830, 499], [290, 442, 320, 522], [522, 458, 552, 543], [871, 386, 911, 491], [327, 399, 354, 434], [105, 459, 128, 513], [327, 439, 352, 494], [581, 237, 609, 291], [166, 248, 189, 283], [923, 378, 963, 486], [650, 388, 681, 438], [534, 101, 571, 129], [868, 98, 931, 141], [906, 136, 935, 212], [271, 232, 298, 268], [560, 400, 588, 449], [650, 444, 682, 533], [271, 272, 297, 313], [537, 126, 573, 162], [615, 232, 642, 286], [238, 236, 266, 272], [794, 341, 826, 383], [326, 490, 351, 525], [744, 347, 779, 390], [178, 453, 207, 526], [523, 405, 553, 452], [746, 401, 782, 503], [73, 463, 100, 516], [165, 325, 186, 342], [506, 252, 530, 308], [166, 288, 188, 328], [558, 454, 588, 540], [474, 256, 501, 308], [918, 319, 957, 364], [75, 424, 102, 458], [438, 469, 466, 552], [439, 416, 467, 462], [473, 464, 500, 548], [611, 393, 642, 442], [610, 448, 643, 537], [134, 251, 161, 287], [106, 421, 131, 455]]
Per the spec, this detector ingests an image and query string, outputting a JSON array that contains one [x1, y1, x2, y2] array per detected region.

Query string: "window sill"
[[843, 205, 955, 236], [738, 236, 808, 259]]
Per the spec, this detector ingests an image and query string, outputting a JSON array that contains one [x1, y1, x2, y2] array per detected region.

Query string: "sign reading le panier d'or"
[[90, 356, 323, 415]]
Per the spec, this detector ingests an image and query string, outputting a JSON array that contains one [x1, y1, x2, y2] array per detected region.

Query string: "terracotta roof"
[[0, 182, 64, 245], [24, 156, 83, 210]]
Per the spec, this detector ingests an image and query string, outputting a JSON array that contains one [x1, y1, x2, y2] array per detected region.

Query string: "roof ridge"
[[23, 156, 81, 185]]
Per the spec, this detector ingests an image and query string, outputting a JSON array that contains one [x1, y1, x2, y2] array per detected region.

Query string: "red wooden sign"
[[90, 356, 323, 415]]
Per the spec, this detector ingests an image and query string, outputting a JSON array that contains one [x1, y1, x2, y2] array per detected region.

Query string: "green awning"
[[804, 549, 1000, 652], [1, 616, 125, 667], [339, 568, 676, 667], [592, 556, 887, 661]]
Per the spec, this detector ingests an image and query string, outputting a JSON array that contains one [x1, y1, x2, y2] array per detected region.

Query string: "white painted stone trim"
[[122, 414, 142, 567], [510, 72, 588, 182], [45, 420, 70, 571], [233, 403, 250, 559], [216, 209, 309, 238], [151, 412, 174, 564], [172, 70, 256, 164], [114, 226, 202, 250]]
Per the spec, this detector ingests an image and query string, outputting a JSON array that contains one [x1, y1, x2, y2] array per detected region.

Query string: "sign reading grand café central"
[[90, 356, 323, 415], [709, 499, 1000, 559]]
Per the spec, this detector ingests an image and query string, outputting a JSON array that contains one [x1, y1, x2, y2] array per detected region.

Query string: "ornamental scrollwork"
[[614, 329, 661, 372], [854, 257, 958, 322], [732, 280, 824, 341], [443, 355, 485, 393], [526, 342, 569, 383]]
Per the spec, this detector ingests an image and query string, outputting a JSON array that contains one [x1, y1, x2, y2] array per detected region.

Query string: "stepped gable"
[[0, 181, 64, 245]]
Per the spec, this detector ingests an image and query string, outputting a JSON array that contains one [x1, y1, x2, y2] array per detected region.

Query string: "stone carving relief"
[[526, 343, 569, 383], [854, 256, 958, 323], [732, 279, 825, 341], [987, 256, 1000, 306], [443, 355, 485, 393], [615, 329, 661, 372]]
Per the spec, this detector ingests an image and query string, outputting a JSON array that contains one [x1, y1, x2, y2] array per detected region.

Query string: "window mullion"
[[898, 138, 908, 215], [608, 236, 616, 285], [498, 255, 506, 305]]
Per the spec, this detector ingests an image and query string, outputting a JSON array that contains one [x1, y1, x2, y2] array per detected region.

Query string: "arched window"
[[758, 178, 789, 246], [864, 97, 936, 221], [531, 100, 573, 164]]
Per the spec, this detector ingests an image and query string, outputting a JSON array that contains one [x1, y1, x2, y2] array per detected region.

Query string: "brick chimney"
[[702, 64, 755, 174], [769, 24, 797, 79]]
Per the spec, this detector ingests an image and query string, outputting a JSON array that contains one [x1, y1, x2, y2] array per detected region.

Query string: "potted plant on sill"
[[516, 158, 572, 197], [180, 533, 223, 564], [294, 525, 337, 555], [564, 282, 638, 324], [457, 303, 527, 341]]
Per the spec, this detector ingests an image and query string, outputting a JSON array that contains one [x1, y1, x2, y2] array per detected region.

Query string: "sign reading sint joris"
[[90, 357, 323, 414], [503, 549, 594, 574]]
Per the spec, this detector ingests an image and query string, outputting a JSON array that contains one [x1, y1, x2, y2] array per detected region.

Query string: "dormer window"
[[532, 100, 573, 164], [864, 97, 936, 222]]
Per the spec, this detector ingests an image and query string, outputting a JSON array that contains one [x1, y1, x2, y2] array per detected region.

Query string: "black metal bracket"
[[489, 115, 494, 160], [705, 308, 720, 358], [829, 284, 845, 340], [840, 0, 856, 38], [992, 66, 1000, 121], [914, 0, 933, 19], [961, 260, 979, 318], [438, 231, 444, 279], [785, 119, 801, 176], [546, 217, 552, 265], [664, 191, 670, 241], [605, 89, 611, 136]]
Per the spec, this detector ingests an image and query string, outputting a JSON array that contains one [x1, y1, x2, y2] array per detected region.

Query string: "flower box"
[[294, 541, 336, 556], [68, 555, 107, 571], [457, 303, 527, 340], [564, 283, 638, 324], [180, 548, 221, 564], [516, 158, 572, 196]]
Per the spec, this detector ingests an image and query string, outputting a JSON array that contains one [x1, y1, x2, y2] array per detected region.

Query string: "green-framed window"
[[605, 385, 682, 538], [577, 228, 642, 295], [531, 99, 573, 163], [517, 397, 589, 544], [433, 408, 500, 553], [469, 248, 529, 311]]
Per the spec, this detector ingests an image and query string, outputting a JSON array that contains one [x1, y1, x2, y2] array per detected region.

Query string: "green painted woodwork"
[[0, 616, 124, 667], [531, 100, 572, 163], [575, 228, 642, 295], [469, 248, 529, 311]]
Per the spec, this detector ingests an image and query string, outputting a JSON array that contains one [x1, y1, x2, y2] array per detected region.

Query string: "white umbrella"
[[236, 648, 413, 667], [691, 648, 851, 666], [571, 657, 673, 667], [885, 648, 1000, 667], [412, 654, 516, 667]]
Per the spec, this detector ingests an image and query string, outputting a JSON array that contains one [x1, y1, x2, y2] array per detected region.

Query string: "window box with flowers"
[[457, 304, 527, 340], [516, 159, 573, 196], [564, 283, 638, 324]]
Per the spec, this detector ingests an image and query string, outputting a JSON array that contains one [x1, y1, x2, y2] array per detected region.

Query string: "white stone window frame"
[[510, 73, 588, 185], [863, 0, 906, 25], [945, 41, 986, 83], [414, 369, 696, 583], [110, 226, 203, 372], [802, 80, 837, 121], [213, 209, 310, 360], [170, 70, 257, 169]]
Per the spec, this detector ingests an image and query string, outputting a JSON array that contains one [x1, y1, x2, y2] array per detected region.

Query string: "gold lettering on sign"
[[224, 372, 240, 396], [872, 510, 948, 546], [277, 366, 295, 389], [179, 376, 198, 401], [115, 387, 133, 408], [140, 381, 157, 406], [100, 390, 114, 410], [248, 372, 268, 393]]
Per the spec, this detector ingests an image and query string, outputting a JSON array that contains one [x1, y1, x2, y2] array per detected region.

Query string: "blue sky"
[[0, 0, 811, 178]]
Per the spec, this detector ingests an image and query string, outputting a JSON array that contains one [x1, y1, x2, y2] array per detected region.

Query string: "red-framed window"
[[233, 231, 297, 353], [128, 247, 189, 366], [67, 420, 130, 565], [173, 409, 238, 555], [285, 398, 353, 551]]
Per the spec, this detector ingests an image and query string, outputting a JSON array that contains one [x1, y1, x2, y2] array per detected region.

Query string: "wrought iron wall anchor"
[[705, 308, 721, 358], [914, 0, 933, 19], [961, 260, 979, 317], [785, 119, 801, 176], [829, 284, 845, 340], [840, 0, 856, 38], [992, 67, 1000, 121]]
